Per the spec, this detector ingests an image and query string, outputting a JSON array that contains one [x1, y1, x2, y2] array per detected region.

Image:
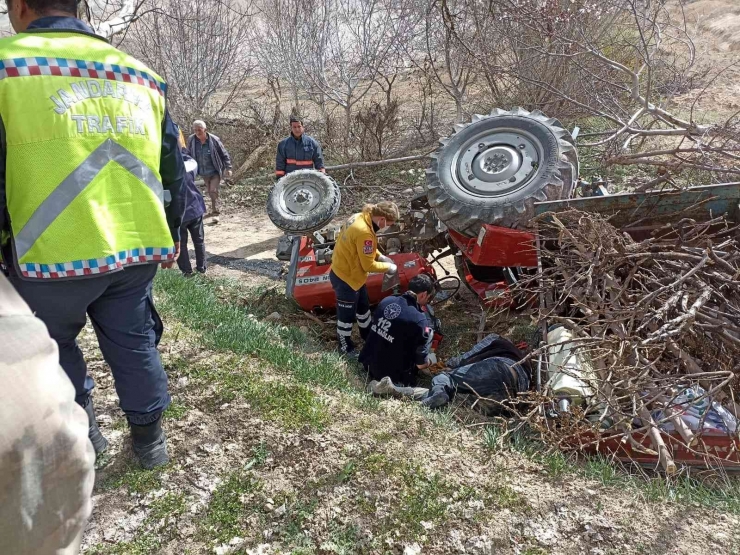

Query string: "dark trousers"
[[9, 263, 170, 425], [329, 271, 371, 353], [177, 216, 206, 274]]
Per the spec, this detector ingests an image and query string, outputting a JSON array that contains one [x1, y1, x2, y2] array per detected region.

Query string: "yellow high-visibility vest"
[[0, 28, 174, 279]]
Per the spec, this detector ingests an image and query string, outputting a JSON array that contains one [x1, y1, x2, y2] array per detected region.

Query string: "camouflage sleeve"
[[0, 275, 94, 554]]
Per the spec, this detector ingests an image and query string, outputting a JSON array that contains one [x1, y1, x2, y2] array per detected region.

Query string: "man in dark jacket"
[[187, 120, 232, 215], [178, 148, 207, 276], [359, 274, 435, 387], [369, 334, 531, 415], [275, 116, 325, 178]]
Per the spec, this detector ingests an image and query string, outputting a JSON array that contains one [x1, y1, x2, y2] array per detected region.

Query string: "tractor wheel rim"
[[282, 181, 322, 215], [452, 129, 542, 196]]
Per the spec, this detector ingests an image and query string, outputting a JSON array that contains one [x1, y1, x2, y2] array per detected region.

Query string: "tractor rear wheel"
[[427, 108, 578, 237], [267, 170, 341, 233]]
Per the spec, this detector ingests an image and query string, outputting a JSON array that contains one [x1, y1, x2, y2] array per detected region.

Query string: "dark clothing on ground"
[[178, 216, 206, 274], [9, 264, 170, 425], [423, 334, 531, 413], [330, 270, 370, 354], [360, 292, 433, 387], [275, 134, 325, 176], [187, 133, 232, 178]]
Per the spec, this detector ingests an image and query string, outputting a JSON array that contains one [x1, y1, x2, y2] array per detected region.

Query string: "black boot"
[[84, 398, 109, 456], [129, 416, 169, 470]]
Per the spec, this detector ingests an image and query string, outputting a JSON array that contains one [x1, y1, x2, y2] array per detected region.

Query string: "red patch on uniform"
[[363, 240, 373, 254]]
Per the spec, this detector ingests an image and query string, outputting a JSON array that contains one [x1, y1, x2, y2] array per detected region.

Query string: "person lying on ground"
[[359, 274, 437, 386], [368, 333, 531, 414]]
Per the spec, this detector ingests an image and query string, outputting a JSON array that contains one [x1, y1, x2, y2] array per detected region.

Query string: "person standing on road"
[[177, 130, 207, 276], [187, 120, 232, 216], [360, 274, 435, 386], [329, 201, 400, 356], [275, 115, 325, 178], [0, 0, 185, 469]]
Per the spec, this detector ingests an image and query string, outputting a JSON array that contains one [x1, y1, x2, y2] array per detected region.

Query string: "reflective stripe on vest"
[[0, 30, 173, 278], [0, 56, 167, 96], [14, 139, 164, 261]]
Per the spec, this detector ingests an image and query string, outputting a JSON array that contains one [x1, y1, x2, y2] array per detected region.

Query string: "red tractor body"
[[447, 225, 537, 307], [286, 235, 437, 313]]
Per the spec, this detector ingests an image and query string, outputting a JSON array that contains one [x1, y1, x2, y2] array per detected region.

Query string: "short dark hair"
[[11, 0, 78, 14], [408, 274, 435, 295], [289, 115, 303, 124]]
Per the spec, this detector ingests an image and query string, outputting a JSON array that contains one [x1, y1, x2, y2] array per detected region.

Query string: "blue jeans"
[[329, 271, 371, 353], [10, 263, 170, 424]]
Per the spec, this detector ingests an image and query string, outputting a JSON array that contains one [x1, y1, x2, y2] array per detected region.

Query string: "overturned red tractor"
[[267, 108, 579, 311]]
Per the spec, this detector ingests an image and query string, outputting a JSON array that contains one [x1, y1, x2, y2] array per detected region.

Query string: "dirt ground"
[[78, 203, 740, 555], [196, 210, 286, 287], [62, 2, 740, 552]]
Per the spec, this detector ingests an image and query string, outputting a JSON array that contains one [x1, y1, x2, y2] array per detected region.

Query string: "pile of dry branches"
[[520, 209, 740, 472]]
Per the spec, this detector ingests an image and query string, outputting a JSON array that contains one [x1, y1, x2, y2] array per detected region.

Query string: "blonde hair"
[[178, 129, 187, 149], [363, 201, 400, 223]]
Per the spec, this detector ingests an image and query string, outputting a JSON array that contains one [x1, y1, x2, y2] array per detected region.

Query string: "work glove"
[[377, 254, 392, 264], [427, 353, 438, 365], [387, 263, 398, 275]]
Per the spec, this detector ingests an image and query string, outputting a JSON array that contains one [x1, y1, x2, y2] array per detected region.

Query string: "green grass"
[[320, 522, 362, 554], [250, 441, 270, 466], [87, 492, 186, 554], [168, 353, 330, 431], [277, 497, 319, 544], [393, 462, 472, 538], [86, 533, 161, 555], [202, 468, 262, 543], [164, 399, 189, 420], [484, 427, 740, 514], [102, 463, 166, 494], [149, 492, 187, 523], [155, 271, 350, 391], [484, 481, 529, 511]]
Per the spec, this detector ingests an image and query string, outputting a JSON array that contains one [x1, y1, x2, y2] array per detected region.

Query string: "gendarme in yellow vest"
[[0, 29, 174, 279]]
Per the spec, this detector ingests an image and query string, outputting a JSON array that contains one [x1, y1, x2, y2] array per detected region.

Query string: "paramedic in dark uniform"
[[275, 115, 325, 178], [359, 274, 436, 386]]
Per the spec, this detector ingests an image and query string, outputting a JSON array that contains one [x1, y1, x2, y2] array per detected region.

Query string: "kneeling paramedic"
[[329, 201, 400, 355], [359, 274, 436, 386], [369, 334, 531, 414], [0, 0, 185, 469]]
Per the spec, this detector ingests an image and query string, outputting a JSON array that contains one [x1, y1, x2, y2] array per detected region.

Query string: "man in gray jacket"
[[188, 120, 233, 215]]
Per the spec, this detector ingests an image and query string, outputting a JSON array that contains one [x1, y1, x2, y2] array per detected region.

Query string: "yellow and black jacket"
[[330, 210, 390, 290]]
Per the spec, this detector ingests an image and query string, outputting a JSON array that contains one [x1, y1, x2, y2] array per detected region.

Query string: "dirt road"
[[192, 211, 286, 286]]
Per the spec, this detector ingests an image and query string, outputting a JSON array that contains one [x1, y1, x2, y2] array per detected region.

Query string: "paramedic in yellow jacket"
[[330, 201, 400, 355]]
